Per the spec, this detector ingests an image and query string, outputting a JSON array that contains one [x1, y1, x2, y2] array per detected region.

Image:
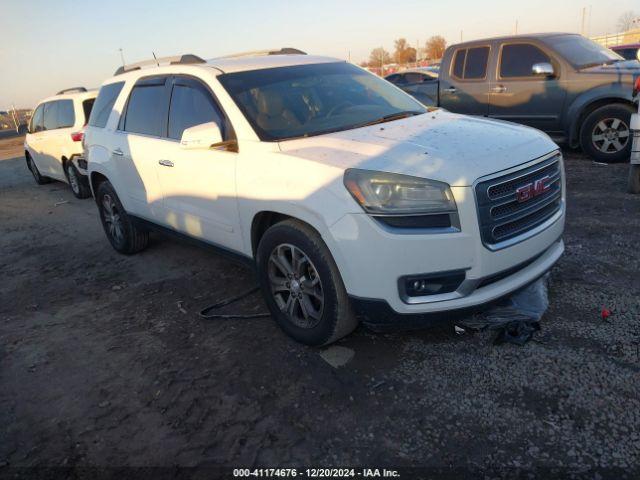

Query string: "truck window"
[[168, 82, 225, 140], [500, 44, 551, 78], [56, 100, 75, 129], [89, 82, 125, 128], [30, 104, 44, 133], [451, 47, 489, 80], [123, 80, 168, 137], [452, 50, 466, 78], [43, 102, 59, 131]]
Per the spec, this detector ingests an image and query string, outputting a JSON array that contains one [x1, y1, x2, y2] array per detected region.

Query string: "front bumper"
[[325, 160, 565, 317]]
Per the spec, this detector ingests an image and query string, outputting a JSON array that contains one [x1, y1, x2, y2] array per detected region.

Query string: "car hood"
[[580, 60, 640, 73], [277, 110, 558, 186]]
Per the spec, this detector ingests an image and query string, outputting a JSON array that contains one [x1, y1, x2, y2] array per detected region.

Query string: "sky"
[[1, 0, 637, 108]]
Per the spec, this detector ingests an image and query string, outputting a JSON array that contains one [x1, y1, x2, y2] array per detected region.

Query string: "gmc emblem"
[[515, 175, 551, 203]]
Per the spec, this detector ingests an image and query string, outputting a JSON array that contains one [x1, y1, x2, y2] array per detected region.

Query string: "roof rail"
[[56, 87, 87, 95], [218, 48, 307, 59], [114, 54, 206, 76]]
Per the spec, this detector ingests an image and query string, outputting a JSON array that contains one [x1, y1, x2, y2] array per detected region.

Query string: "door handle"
[[491, 85, 507, 94], [112, 148, 124, 156], [442, 87, 457, 94], [158, 159, 174, 167]]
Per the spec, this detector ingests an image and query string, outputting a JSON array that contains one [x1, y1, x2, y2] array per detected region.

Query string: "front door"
[[488, 42, 566, 134], [439, 45, 491, 116], [155, 76, 241, 251]]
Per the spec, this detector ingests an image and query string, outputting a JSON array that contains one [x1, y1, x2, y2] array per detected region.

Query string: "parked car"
[[85, 50, 565, 345], [385, 68, 439, 105], [611, 43, 640, 61], [24, 87, 97, 198], [390, 33, 640, 163]]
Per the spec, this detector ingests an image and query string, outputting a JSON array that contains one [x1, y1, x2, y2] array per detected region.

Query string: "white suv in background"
[[24, 87, 97, 198], [85, 51, 565, 345]]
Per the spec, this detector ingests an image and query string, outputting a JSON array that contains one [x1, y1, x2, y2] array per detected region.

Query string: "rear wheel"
[[580, 104, 634, 163], [26, 154, 51, 185], [256, 219, 357, 345], [96, 180, 149, 254], [65, 161, 91, 199]]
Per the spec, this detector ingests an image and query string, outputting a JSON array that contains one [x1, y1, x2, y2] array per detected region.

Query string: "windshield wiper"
[[354, 111, 424, 129]]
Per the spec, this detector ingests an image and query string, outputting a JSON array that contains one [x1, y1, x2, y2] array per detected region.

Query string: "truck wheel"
[[580, 104, 634, 163], [65, 161, 91, 199], [26, 153, 51, 185], [629, 165, 640, 194], [256, 219, 358, 346], [96, 180, 149, 254]]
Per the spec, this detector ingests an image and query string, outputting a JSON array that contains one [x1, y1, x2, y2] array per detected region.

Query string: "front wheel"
[[26, 154, 51, 185], [96, 180, 149, 254], [580, 104, 634, 163], [256, 219, 358, 345]]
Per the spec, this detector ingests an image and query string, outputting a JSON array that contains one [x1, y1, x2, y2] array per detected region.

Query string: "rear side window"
[[500, 44, 551, 78], [43, 102, 59, 131], [404, 72, 425, 84], [56, 100, 75, 128], [82, 99, 95, 125], [168, 82, 224, 140], [451, 47, 489, 79], [464, 47, 490, 79], [123, 79, 168, 136], [30, 104, 44, 133], [89, 82, 124, 128]]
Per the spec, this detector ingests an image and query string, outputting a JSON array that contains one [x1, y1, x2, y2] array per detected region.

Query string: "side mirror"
[[180, 122, 223, 150], [532, 62, 555, 77]]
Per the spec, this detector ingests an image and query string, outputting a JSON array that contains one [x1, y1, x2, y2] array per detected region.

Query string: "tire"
[[256, 219, 358, 346], [25, 153, 51, 185], [629, 164, 640, 194], [579, 103, 634, 163], [65, 161, 91, 199], [96, 180, 149, 254]]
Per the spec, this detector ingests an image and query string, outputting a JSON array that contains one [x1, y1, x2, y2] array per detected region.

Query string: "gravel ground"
[[1, 137, 639, 478]]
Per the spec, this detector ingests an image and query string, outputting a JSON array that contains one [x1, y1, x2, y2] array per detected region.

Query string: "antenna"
[[152, 52, 159, 67]]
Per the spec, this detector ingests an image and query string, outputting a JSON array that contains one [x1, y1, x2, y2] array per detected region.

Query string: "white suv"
[[25, 87, 97, 198], [85, 51, 565, 345]]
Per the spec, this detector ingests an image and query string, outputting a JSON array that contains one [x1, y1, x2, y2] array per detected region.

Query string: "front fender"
[[565, 85, 635, 144]]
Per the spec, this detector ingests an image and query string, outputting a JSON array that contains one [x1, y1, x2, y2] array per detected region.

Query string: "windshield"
[[218, 62, 426, 141], [545, 34, 624, 68]]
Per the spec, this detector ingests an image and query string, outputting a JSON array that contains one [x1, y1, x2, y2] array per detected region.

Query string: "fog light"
[[401, 270, 466, 298]]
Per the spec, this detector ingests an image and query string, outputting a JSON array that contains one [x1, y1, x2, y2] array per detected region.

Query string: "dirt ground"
[[1, 136, 639, 478]]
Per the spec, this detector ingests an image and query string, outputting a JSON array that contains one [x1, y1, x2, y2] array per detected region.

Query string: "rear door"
[[488, 42, 566, 133], [155, 75, 241, 250], [439, 45, 491, 115], [112, 75, 171, 220]]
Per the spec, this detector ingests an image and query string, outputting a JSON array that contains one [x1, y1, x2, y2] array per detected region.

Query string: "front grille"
[[475, 154, 563, 248]]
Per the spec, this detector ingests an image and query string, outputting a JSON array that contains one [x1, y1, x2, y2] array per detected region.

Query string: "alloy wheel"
[[102, 194, 124, 245], [268, 243, 324, 329], [591, 118, 630, 153]]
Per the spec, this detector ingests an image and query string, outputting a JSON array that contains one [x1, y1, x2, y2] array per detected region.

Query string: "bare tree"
[[617, 10, 637, 32], [368, 47, 391, 67], [425, 35, 447, 61], [393, 38, 417, 64]]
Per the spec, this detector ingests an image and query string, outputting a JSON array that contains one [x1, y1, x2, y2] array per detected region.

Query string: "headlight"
[[343, 169, 457, 216]]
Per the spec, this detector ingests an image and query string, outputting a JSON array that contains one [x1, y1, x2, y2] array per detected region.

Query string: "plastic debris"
[[601, 307, 611, 321], [454, 325, 466, 335], [459, 275, 549, 346]]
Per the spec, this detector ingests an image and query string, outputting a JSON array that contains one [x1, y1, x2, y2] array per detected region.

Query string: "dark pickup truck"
[[387, 33, 640, 162]]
